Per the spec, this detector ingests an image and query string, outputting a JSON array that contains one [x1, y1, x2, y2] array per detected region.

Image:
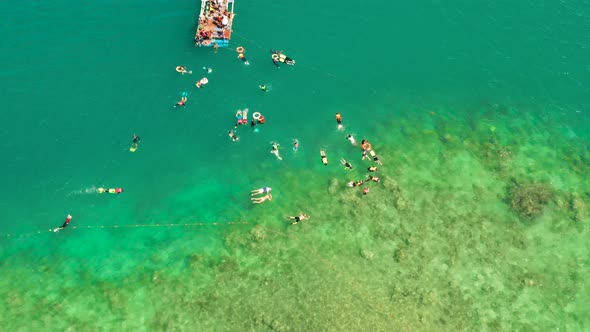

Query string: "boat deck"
[[195, 0, 235, 48]]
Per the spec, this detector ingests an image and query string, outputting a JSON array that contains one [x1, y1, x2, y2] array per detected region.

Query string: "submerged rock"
[[570, 192, 588, 222], [360, 248, 375, 260], [250, 226, 266, 242], [507, 180, 554, 219]]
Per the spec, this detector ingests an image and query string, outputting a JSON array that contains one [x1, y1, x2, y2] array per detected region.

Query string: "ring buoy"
[[236, 46, 245, 53], [271, 53, 279, 60], [361, 142, 372, 150], [252, 112, 261, 120], [176, 66, 185, 73], [203, 40, 211, 46]]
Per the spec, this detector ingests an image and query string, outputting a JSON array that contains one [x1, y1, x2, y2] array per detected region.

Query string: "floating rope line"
[[259, 225, 395, 320], [1, 221, 249, 241]]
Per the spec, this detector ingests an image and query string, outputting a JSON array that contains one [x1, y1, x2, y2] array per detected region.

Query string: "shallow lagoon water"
[[0, 0, 589, 330]]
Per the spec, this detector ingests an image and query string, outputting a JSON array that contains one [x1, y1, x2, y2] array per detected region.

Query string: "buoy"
[[176, 66, 185, 73], [236, 46, 245, 53], [252, 112, 261, 120], [271, 53, 279, 60]]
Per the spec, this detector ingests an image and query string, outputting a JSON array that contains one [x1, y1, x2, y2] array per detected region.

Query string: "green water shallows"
[[0, 0, 589, 330]]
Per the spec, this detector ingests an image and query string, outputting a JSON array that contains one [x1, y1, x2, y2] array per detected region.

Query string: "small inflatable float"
[[196, 77, 209, 88]]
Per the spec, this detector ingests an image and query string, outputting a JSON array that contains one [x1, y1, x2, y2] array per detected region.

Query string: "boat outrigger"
[[270, 50, 295, 66], [195, 0, 235, 47]]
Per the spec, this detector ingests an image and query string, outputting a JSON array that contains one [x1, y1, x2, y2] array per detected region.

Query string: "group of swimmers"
[[318, 113, 385, 196], [228, 108, 267, 142]]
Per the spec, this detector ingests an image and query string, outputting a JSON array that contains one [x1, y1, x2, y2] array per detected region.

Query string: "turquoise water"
[[1, 0, 589, 330]]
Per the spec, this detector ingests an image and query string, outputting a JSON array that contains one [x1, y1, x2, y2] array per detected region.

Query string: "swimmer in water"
[[235, 110, 244, 125], [288, 213, 310, 225], [228, 130, 239, 141], [368, 166, 378, 172], [131, 134, 140, 150], [362, 188, 370, 195], [293, 139, 299, 152], [270, 142, 282, 160], [347, 134, 357, 146], [367, 175, 381, 183], [202, 67, 213, 73], [259, 84, 267, 92], [335, 113, 343, 130], [238, 53, 250, 65], [251, 187, 272, 196], [251, 193, 272, 204], [340, 158, 353, 170], [177, 66, 191, 74], [213, 42, 219, 52], [347, 180, 364, 188], [369, 149, 383, 165], [53, 214, 72, 233], [174, 93, 188, 108], [320, 150, 328, 165]]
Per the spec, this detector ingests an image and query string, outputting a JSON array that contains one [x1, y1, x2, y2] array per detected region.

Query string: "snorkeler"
[[259, 84, 267, 92], [174, 92, 188, 108], [251, 187, 272, 196], [53, 214, 72, 233], [270, 142, 282, 160], [293, 139, 299, 152], [288, 213, 310, 225], [251, 193, 272, 204], [130, 134, 141, 152], [335, 113, 343, 130], [228, 130, 239, 141], [347, 134, 357, 146], [235, 110, 245, 125], [340, 158, 353, 170]]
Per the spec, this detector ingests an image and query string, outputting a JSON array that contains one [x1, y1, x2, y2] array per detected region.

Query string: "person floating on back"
[[53, 214, 72, 233], [320, 150, 328, 165]]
